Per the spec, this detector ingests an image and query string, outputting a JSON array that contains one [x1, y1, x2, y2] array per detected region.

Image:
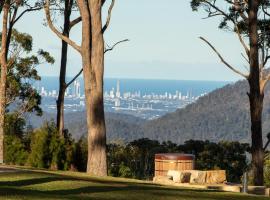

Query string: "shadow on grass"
[[0, 171, 267, 200], [0, 184, 264, 200]]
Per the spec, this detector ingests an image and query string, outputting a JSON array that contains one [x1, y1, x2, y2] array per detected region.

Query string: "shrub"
[[118, 162, 133, 178], [4, 134, 28, 165], [27, 124, 50, 168]]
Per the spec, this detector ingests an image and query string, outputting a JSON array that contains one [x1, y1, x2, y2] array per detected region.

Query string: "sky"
[[12, 0, 248, 81]]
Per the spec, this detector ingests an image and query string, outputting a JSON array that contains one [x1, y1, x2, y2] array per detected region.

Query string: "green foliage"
[[74, 136, 88, 172], [118, 162, 133, 178], [4, 114, 25, 137], [180, 140, 249, 183], [107, 139, 249, 182], [4, 29, 54, 117], [4, 134, 28, 165], [264, 154, 270, 187], [11, 29, 33, 52], [4, 113, 29, 165], [27, 122, 75, 170], [190, 0, 270, 50], [27, 124, 50, 168]]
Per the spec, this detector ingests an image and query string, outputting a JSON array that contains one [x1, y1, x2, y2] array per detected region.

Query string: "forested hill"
[[29, 112, 145, 142], [29, 79, 270, 144], [143, 80, 270, 144]]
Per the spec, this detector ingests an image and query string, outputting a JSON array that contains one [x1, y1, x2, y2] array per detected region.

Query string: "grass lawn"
[[0, 166, 269, 200]]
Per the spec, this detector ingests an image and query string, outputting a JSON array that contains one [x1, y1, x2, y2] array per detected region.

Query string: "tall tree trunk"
[[81, 0, 107, 176], [248, 0, 264, 186], [56, 0, 72, 136], [56, 38, 68, 136], [0, 2, 9, 164]]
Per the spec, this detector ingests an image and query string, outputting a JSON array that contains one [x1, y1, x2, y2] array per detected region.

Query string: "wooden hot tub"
[[155, 153, 195, 176]]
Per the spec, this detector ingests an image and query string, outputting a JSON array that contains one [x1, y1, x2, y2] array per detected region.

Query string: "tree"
[[48, 0, 127, 136], [45, 0, 127, 176], [0, 0, 10, 164], [52, 0, 81, 136], [0, 0, 45, 164], [191, 0, 270, 185]]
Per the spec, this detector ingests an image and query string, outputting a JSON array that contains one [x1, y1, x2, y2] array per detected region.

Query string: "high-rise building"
[[116, 80, 121, 98], [76, 81, 81, 97], [73, 80, 81, 98], [115, 98, 120, 107], [110, 88, 115, 98]]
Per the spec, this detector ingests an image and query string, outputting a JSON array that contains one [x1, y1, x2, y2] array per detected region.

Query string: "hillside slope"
[[143, 80, 270, 144], [28, 112, 144, 142]]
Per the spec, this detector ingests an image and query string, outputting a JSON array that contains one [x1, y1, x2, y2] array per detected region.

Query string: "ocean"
[[36, 77, 231, 96]]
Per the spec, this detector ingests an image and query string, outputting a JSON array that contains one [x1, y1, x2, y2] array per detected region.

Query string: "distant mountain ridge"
[[29, 79, 270, 144], [142, 80, 270, 144]]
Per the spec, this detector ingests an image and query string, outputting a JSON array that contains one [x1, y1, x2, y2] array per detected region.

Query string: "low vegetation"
[[0, 167, 269, 200], [4, 117, 251, 183]]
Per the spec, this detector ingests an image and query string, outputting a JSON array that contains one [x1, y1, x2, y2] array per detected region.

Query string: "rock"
[[167, 170, 181, 183], [153, 176, 174, 185], [206, 170, 226, 184], [189, 170, 207, 184], [180, 172, 191, 183], [167, 170, 192, 183]]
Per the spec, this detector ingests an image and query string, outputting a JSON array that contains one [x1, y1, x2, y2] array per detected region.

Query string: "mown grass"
[[0, 166, 269, 200]]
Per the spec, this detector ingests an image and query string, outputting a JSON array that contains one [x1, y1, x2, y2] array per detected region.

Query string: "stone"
[[265, 188, 270, 196], [180, 172, 191, 183], [167, 170, 192, 183], [153, 176, 174, 185], [189, 170, 207, 184], [167, 170, 181, 183], [206, 170, 226, 184]]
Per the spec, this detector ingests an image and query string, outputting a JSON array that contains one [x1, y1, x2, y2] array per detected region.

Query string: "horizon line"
[[39, 76, 237, 83]]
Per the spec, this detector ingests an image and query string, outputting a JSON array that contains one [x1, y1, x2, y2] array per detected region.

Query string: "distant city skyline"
[[39, 78, 210, 119], [13, 0, 246, 81]]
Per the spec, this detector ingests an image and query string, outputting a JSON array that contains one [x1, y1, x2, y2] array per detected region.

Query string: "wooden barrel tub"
[[155, 153, 195, 176]]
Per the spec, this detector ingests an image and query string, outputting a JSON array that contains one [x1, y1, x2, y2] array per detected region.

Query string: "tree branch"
[[235, 25, 250, 58], [14, 6, 42, 25], [199, 36, 248, 79], [66, 39, 129, 87], [260, 73, 270, 94], [104, 39, 129, 54], [45, 0, 82, 54], [264, 56, 270, 67], [102, 0, 115, 34], [70, 16, 82, 29], [66, 68, 83, 88]]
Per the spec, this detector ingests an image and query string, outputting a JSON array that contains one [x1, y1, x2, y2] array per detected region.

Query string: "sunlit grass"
[[0, 166, 268, 200]]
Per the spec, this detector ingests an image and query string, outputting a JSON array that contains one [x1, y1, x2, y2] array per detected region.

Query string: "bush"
[[27, 122, 76, 170], [264, 154, 270, 187], [118, 162, 133, 178], [74, 136, 88, 172], [27, 124, 50, 168], [4, 114, 28, 165], [4, 134, 28, 165]]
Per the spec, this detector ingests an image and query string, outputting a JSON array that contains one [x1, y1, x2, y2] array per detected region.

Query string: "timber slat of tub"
[[155, 153, 195, 177], [155, 153, 195, 160]]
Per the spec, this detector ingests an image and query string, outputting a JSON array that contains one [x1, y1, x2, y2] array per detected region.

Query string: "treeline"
[[108, 139, 249, 183], [5, 116, 250, 183]]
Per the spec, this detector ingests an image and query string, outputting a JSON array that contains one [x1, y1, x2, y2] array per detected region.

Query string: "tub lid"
[[155, 153, 195, 160]]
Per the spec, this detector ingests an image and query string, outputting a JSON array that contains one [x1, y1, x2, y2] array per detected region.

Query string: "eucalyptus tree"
[[191, 0, 270, 185], [0, 0, 52, 164], [48, 0, 127, 137], [46, 0, 81, 136], [45, 0, 127, 175]]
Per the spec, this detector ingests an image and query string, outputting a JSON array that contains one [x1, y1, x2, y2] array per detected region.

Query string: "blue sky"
[[14, 0, 247, 81]]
